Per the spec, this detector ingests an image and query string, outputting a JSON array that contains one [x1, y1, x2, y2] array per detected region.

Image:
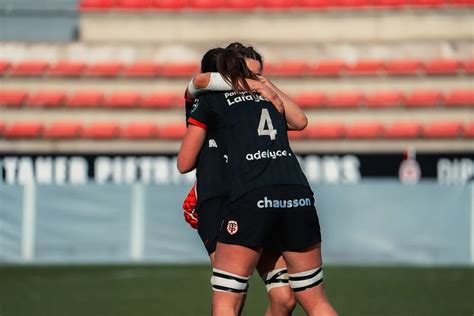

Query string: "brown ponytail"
[[217, 47, 259, 94]]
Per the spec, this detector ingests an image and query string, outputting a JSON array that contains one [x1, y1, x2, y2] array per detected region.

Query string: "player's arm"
[[258, 75, 308, 131], [177, 125, 206, 173], [186, 73, 283, 112]]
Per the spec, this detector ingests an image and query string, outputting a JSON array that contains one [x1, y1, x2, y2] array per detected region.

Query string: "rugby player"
[[178, 45, 338, 316]]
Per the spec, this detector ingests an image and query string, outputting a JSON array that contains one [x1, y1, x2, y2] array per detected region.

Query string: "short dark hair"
[[200, 47, 225, 73]]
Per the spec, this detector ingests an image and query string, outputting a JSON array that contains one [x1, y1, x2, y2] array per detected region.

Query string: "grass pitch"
[[0, 265, 472, 316]]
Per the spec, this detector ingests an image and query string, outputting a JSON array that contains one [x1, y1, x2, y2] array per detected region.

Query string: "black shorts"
[[197, 196, 227, 255], [218, 185, 321, 252]]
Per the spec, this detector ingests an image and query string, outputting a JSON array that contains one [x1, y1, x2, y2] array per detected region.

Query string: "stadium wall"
[[0, 181, 472, 266]]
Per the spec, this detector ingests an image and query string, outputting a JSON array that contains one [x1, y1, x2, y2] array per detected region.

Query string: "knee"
[[269, 287, 297, 312]]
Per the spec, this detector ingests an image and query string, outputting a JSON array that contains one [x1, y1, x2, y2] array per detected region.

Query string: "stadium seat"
[[103, 92, 141, 108], [82, 122, 121, 139], [0, 60, 11, 76], [27, 91, 66, 108], [333, 0, 370, 8], [288, 130, 307, 140], [444, 89, 474, 107], [371, 0, 407, 8], [310, 60, 346, 76], [463, 122, 474, 137], [424, 59, 460, 75], [157, 123, 186, 139], [123, 62, 160, 77], [408, 0, 444, 7], [385, 59, 422, 76], [84, 62, 123, 77], [79, 0, 113, 10], [297, 0, 331, 8], [405, 90, 443, 108], [152, 0, 188, 9], [66, 91, 104, 108], [159, 63, 200, 77], [365, 91, 404, 108], [9, 61, 48, 76], [346, 122, 384, 139], [293, 92, 326, 108], [43, 122, 83, 139], [451, 0, 474, 6], [0, 121, 5, 136], [326, 91, 364, 108], [4, 122, 44, 139], [189, 0, 225, 9], [121, 122, 159, 139], [115, 0, 153, 9], [48, 61, 86, 77], [462, 59, 474, 74], [266, 61, 309, 76], [383, 121, 422, 138], [346, 60, 384, 76], [226, 0, 259, 9], [140, 93, 180, 108], [306, 122, 346, 139], [422, 121, 463, 138], [261, 0, 295, 9], [0, 90, 28, 107]]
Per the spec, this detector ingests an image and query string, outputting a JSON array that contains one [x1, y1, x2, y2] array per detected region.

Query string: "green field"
[[0, 265, 472, 316]]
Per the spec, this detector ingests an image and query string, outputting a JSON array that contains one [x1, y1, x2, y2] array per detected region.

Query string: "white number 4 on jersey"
[[257, 108, 277, 140]]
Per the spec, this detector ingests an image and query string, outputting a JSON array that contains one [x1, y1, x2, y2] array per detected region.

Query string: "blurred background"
[[0, 0, 473, 315]]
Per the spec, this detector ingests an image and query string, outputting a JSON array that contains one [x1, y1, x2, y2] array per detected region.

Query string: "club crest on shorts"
[[227, 220, 238, 235]]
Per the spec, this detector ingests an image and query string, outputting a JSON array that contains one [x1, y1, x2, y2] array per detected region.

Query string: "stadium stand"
[[0, 0, 472, 153]]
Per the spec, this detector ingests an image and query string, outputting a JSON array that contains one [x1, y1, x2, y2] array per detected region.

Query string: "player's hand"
[[258, 83, 284, 113], [182, 183, 199, 229]]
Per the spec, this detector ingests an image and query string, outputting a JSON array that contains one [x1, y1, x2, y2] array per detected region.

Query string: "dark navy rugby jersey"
[[184, 92, 229, 202], [188, 91, 310, 201]]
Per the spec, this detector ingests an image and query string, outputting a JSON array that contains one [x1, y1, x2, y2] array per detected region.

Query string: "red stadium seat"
[[444, 89, 474, 107], [159, 63, 200, 77], [152, 0, 187, 9], [0, 121, 5, 136], [405, 90, 443, 108], [121, 122, 159, 139], [297, 0, 331, 8], [4, 122, 44, 139], [141, 93, 180, 108], [311, 60, 346, 76], [66, 91, 104, 108], [27, 91, 66, 108], [103, 92, 141, 108], [288, 130, 307, 140], [371, 0, 407, 8], [157, 123, 186, 139], [383, 121, 422, 138], [84, 62, 123, 77], [293, 92, 326, 108], [408, 0, 444, 6], [123, 62, 160, 77], [9, 61, 48, 76], [82, 122, 121, 139], [366, 91, 404, 108], [266, 61, 309, 76], [462, 59, 474, 74], [450, 0, 474, 6], [79, 0, 113, 10], [327, 91, 364, 108], [226, 0, 259, 9], [115, 0, 153, 9], [346, 60, 384, 76], [0, 60, 11, 76], [422, 121, 463, 138], [385, 59, 422, 76], [306, 122, 346, 139], [48, 61, 86, 77], [189, 0, 225, 9], [463, 122, 474, 137], [261, 0, 295, 8], [346, 122, 384, 139], [43, 122, 83, 139], [333, 0, 370, 8], [0, 90, 28, 107], [424, 59, 460, 75]]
